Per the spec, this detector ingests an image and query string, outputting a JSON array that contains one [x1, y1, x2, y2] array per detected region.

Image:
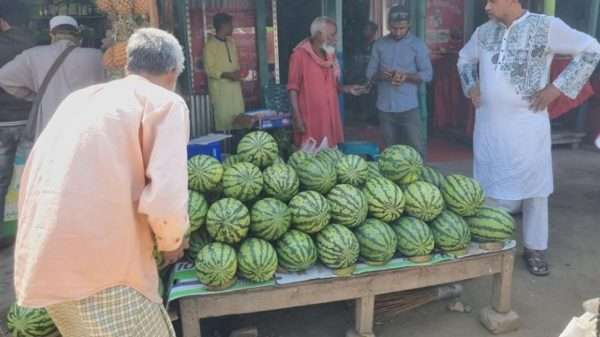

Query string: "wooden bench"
[[179, 248, 519, 337]]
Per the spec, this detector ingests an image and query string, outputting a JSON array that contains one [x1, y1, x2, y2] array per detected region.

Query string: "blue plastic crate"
[[338, 141, 380, 161], [187, 142, 222, 161]]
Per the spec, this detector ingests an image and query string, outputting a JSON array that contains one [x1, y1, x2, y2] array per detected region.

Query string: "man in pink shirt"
[[14, 28, 189, 337]]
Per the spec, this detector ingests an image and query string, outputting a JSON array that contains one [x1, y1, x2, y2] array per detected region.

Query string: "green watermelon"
[[296, 157, 337, 194], [222, 162, 264, 202], [238, 238, 278, 282], [223, 154, 244, 168], [262, 163, 300, 202], [316, 224, 360, 271], [188, 190, 208, 233], [316, 148, 344, 165], [404, 181, 445, 222], [272, 156, 286, 166], [391, 216, 435, 257], [206, 198, 250, 244], [287, 150, 312, 170], [420, 166, 446, 188], [237, 131, 279, 168], [250, 198, 291, 241], [336, 155, 369, 187], [354, 219, 398, 265], [429, 210, 472, 253], [363, 176, 405, 222], [185, 228, 212, 260], [6, 304, 57, 337], [378, 145, 423, 185], [188, 155, 223, 192], [465, 206, 515, 242], [367, 161, 383, 178], [276, 230, 318, 272], [289, 191, 331, 234], [327, 184, 368, 228], [441, 175, 486, 216], [195, 242, 238, 289]]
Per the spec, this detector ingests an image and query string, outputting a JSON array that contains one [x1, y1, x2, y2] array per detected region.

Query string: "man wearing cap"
[[366, 6, 433, 157], [0, 15, 104, 146]]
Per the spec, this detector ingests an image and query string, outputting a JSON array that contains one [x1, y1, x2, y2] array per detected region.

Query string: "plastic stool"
[[338, 141, 380, 161]]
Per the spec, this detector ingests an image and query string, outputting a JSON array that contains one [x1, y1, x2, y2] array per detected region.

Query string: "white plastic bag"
[[300, 137, 317, 154]]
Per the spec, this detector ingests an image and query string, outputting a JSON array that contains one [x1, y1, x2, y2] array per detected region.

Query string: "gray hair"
[[126, 28, 185, 76], [310, 16, 336, 37]]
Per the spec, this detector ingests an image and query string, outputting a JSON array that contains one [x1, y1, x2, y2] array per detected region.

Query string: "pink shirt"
[[14, 75, 190, 307]]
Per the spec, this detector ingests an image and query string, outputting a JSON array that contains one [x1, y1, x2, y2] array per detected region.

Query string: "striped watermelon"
[[222, 162, 264, 202], [316, 148, 344, 165], [465, 206, 515, 242], [276, 230, 318, 272], [7, 304, 57, 337], [237, 131, 279, 168], [420, 166, 446, 188], [188, 190, 208, 233], [296, 157, 337, 194], [316, 224, 360, 270], [287, 150, 312, 170], [188, 155, 223, 192], [185, 228, 212, 260], [206, 198, 250, 244], [327, 184, 368, 228], [195, 242, 238, 289], [367, 161, 383, 178], [250, 198, 291, 241], [336, 155, 369, 187], [272, 156, 286, 166], [378, 145, 423, 185], [238, 238, 278, 282], [354, 219, 398, 265], [404, 181, 445, 222], [363, 176, 405, 222], [262, 163, 300, 202], [223, 154, 244, 168], [441, 175, 485, 216], [391, 216, 435, 257], [429, 210, 472, 253], [289, 191, 331, 234]]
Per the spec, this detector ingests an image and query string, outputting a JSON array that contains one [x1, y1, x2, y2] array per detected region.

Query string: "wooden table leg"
[[492, 252, 514, 314], [180, 299, 202, 337], [354, 295, 376, 337]]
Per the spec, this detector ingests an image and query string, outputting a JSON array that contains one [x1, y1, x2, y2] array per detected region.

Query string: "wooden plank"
[[180, 299, 202, 337], [492, 253, 515, 314], [355, 296, 375, 337], [194, 252, 508, 318]]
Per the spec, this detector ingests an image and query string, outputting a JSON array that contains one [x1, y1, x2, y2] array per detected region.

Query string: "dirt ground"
[[1, 147, 599, 337]]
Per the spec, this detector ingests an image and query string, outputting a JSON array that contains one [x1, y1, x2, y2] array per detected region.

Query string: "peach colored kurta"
[[14, 75, 190, 308]]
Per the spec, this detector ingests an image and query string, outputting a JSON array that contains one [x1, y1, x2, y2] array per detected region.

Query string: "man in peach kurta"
[[14, 28, 189, 337]]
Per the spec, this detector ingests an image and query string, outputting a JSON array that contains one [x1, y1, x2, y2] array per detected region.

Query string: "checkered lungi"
[[46, 286, 175, 337]]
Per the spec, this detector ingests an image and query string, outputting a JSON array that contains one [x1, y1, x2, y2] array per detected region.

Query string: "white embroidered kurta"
[[458, 12, 600, 200]]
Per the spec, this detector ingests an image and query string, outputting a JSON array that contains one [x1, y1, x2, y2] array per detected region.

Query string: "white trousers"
[[486, 197, 549, 251]]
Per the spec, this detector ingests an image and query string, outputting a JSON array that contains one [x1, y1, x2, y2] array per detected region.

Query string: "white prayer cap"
[[49, 16, 79, 31]]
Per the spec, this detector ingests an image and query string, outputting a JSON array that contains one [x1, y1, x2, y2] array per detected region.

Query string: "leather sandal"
[[523, 249, 550, 276]]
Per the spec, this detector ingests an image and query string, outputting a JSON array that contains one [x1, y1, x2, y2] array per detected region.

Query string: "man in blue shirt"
[[366, 6, 433, 156]]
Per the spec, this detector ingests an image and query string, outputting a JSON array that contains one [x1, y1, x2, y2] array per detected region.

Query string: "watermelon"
[[188, 155, 223, 192], [275, 229, 318, 272], [272, 156, 286, 166], [441, 175, 486, 217], [420, 166, 446, 188], [316, 224, 360, 270], [429, 210, 471, 253], [185, 228, 212, 260], [250, 198, 291, 241], [327, 184, 368, 228], [6, 304, 57, 337], [289, 191, 331, 234], [367, 161, 383, 178], [465, 206, 515, 242], [287, 150, 312, 170], [223, 154, 244, 168], [238, 238, 278, 282], [262, 163, 300, 202], [363, 176, 405, 222], [222, 162, 264, 202], [336, 155, 369, 187], [296, 157, 337, 194], [195, 242, 238, 289], [237, 131, 279, 168], [206, 198, 251, 244], [354, 219, 398, 265], [188, 190, 208, 233], [316, 147, 344, 165], [404, 181, 445, 222], [391, 216, 435, 257], [378, 145, 423, 185]]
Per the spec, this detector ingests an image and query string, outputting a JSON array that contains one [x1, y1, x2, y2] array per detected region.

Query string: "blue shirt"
[[366, 34, 433, 113]]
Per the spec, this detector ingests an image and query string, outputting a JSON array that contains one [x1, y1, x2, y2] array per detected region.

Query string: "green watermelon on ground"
[[391, 216, 435, 257], [288, 191, 331, 234], [276, 229, 318, 272], [238, 238, 278, 283], [367, 161, 383, 179], [336, 154, 369, 187], [441, 174, 486, 217], [354, 218, 398, 265], [316, 148, 344, 165], [363, 176, 405, 222], [188, 155, 223, 193], [188, 190, 208, 233], [378, 145, 423, 185], [250, 198, 291, 241], [223, 154, 244, 168], [429, 210, 472, 253], [420, 166, 446, 188], [222, 162, 264, 202], [206, 198, 251, 244], [195, 242, 238, 289], [7, 303, 58, 337], [316, 224, 360, 271], [404, 181, 445, 222], [327, 184, 369, 228], [185, 228, 212, 260], [465, 206, 515, 242], [236, 131, 279, 168], [296, 156, 337, 194], [262, 163, 300, 202], [287, 150, 312, 170]]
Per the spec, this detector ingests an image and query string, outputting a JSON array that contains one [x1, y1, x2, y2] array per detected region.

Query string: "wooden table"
[[179, 248, 518, 337]]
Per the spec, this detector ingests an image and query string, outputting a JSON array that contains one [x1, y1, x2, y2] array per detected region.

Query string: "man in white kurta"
[[458, 0, 600, 276]]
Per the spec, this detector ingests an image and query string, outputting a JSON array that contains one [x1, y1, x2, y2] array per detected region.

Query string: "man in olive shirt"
[[0, 2, 35, 248]]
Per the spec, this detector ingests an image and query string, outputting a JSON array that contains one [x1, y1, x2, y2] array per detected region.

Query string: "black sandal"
[[523, 249, 550, 276]]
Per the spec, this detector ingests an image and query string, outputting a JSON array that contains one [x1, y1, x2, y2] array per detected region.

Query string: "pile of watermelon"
[[185, 132, 515, 289]]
